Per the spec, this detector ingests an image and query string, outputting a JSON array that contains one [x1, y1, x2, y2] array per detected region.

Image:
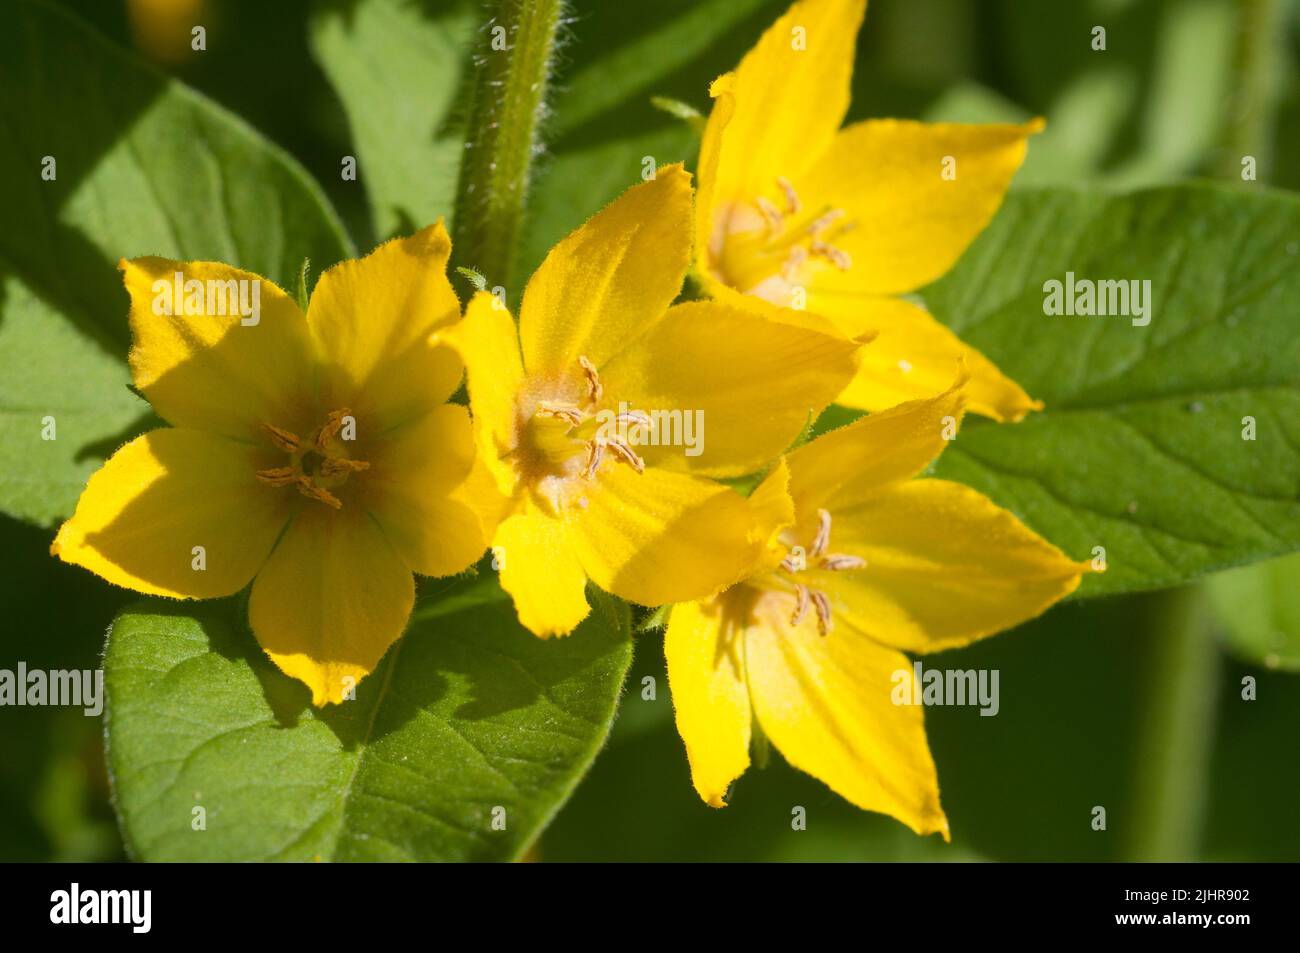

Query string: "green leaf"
[[1205, 552, 1300, 671], [0, 0, 352, 527], [308, 0, 475, 241], [923, 183, 1300, 597], [104, 578, 633, 861]]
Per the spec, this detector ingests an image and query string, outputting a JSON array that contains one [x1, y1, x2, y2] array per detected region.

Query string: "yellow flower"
[[442, 165, 862, 637], [665, 379, 1093, 834], [52, 224, 490, 705], [696, 0, 1044, 422]]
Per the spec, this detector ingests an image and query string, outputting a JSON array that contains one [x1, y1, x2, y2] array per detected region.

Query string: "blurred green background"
[[3, 0, 1298, 861]]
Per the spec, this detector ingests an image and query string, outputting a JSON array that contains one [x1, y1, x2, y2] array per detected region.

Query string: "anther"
[[319, 457, 370, 479], [315, 408, 352, 450], [791, 583, 810, 626], [807, 208, 845, 237], [776, 176, 801, 216], [780, 246, 808, 281], [617, 409, 651, 427], [810, 508, 832, 558], [820, 554, 866, 572], [256, 466, 300, 487], [810, 240, 852, 271], [262, 424, 302, 454], [579, 355, 603, 405], [617, 409, 651, 441], [536, 401, 584, 428], [810, 590, 833, 636], [296, 478, 342, 510], [584, 439, 606, 479], [756, 196, 783, 233], [606, 437, 645, 474]]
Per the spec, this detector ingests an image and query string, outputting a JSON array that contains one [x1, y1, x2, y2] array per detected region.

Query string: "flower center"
[[510, 356, 644, 512], [775, 508, 866, 636], [713, 176, 853, 307], [255, 408, 369, 509]]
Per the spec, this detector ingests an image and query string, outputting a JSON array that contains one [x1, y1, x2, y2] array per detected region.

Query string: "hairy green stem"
[[1214, 0, 1285, 180], [451, 0, 564, 293], [1126, 587, 1220, 861]]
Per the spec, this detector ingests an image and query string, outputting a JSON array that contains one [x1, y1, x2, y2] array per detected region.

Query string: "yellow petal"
[[567, 464, 767, 608], [519, 165, 692, 379], [704, 0, 865, 216], [249, 504, 415, 706], [795, 118, 1043, 295], [694, 71, 738, 280], [451, 450, 514, 554], [363, 404, 489, 578], [121, 257, 314, 441], [812, 294, 1041, 422], [598, 296, 860, 477], [52, 429, 290, 598], [494, 502, 591, 637], [745, 596, 949, 836], [308, 222, 464, 430], [786, 377, 966, 513], [748, 457, 797, 555], [664, 598, 752, 807], [437, 291, 525, 497], [812, 479, 1090, 653]]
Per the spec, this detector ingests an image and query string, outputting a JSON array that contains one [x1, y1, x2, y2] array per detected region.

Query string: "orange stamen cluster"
[[780, 508, 867, 635], [255, 409, 369, 509]]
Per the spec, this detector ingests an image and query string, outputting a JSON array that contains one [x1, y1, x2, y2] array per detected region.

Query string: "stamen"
[[319, 457, 370, 479], [258, 410, 368, 509], [755, 196, 783, 234], [315, 408, 352, 451], [810, 508, 832, 558], [820, 554, 866, 572], [297, 477, 342, 510], [807, 208, 845, 237], [617, 409, 651, 442], [605, 436, 645, 474], [791, 583, 810, 626], [780, 553, 802, 573], [810, 239, 852, 271], [579, 355, 603, 405], [810, 590, 833, 636], [256, 466, 300, 487], [584, 439, 606, 479], [262, 424, 302, 454], [536, 401, 584, 428], [617, 410, 651, 427], [780, 246, 808, 281], [776, 176, 801, 216]]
